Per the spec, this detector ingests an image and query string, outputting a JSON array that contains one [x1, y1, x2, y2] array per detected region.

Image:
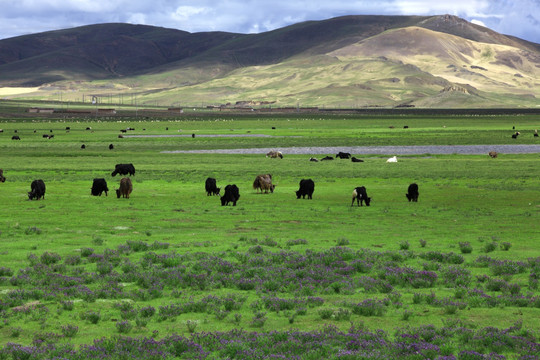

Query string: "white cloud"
[[470, 19, 487, 27]]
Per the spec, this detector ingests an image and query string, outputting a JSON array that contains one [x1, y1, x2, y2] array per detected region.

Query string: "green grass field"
[[0, 109, 539, 358]]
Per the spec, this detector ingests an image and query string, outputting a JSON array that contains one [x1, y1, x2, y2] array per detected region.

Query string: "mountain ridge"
[[0, 15, 539, 108]]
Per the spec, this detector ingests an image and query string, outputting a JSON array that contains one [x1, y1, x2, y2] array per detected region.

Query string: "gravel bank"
[[162, 145, 540, 155]]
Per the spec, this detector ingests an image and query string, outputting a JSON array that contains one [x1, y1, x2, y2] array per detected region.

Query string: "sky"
[[1, 0, 539, 43]]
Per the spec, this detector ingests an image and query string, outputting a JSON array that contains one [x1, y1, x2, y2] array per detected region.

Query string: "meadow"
[[0, 106, 539, 359]]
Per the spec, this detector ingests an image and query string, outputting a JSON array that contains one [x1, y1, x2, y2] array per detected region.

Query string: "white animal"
[[386, 156, 397, 163]]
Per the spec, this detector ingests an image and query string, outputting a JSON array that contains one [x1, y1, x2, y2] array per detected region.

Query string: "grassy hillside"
[[1, 15, 539, 108]]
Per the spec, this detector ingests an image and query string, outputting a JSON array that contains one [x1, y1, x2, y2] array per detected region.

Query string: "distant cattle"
[[534, 130, 538, 137], [296, 179, 314, 199], [118, 135, 124, 138], [28, 180, 46, 200], [127, 127, 135, 131], [120, 129, 127, 133], [512, 132, 520, 139], [336, 152, 351, 159], [111, 163, 135, 177], [266, 150, 283, 159], [406, 183, 419, 202], [65, 127, 70, 130], [221, 184, 240, 206], [91, 178, 109, 196], [48, 135, 54, 139], [403, 125, 409, 129], [320, 156, 334, 161], [0, 169, 5, 183], [488, 151, 498, 158], [43, 134, 49, 138], [205, 177, 220, 196], [81, 144, 86, 149], [309, 157, 319, 162], [116, 178, 133, 199], [11, 135, 20, 140], [351, 157, 364, 162], [351, 186, 371, 207], [109, 144, 114, 150], [253, 174, 275, 193], [192, 133, 195, 138], [386, 156, 397, 163], [0, 129, 3, 133], [86, 127, 91, 130]]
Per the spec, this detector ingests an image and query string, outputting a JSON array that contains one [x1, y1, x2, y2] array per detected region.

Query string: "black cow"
[[91, 178, 109, 196], [406, 183, 419, 202], [205, 177, 220, 196], [320, 156, 334, 161], [28, 180, 46, 200], [296, 179, 314, 199], [0, 169, 5, 183], [351, 157, 364, 162], [336, 152, 351, 159], [11, 135, 20, 140], [351, 186, 371, 206], [111, 163, 135, 176], [221, 184, 240, 206]]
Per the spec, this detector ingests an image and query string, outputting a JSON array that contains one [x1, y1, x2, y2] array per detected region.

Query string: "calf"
[[205, 177, 220, 196], [111, 163, 135, 176], [351, 186, 371, 206], [266, 150, 283, 159], [221, 184, 240, 206], [91, 178, 109, 196], [296, 179, 314, 199], [406, 183, 419, 202], [253, 174, 275, 193], [116, 178, 133, 199], [28, 179, 46, 200], [336, 152, 351, 159]]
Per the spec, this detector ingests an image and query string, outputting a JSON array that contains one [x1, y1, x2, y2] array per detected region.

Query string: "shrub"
[[399, 240, 410, 250], [60, 324, 78, 338], [458, 242, 473, 254], [40, 251, 61, 265], [250, 312, 267, 328], [336, 238, 349, 246], [61, 300, 74, 311], [116, 320, 133, 334], [139, 306, 156, 318], [80, 248, 94, 257], [318, 308, 333, 319], [419, 239, 427, 248], [186, 320, 198, 333], [500, 242, 512, 251], [483, 242, 498, 253]]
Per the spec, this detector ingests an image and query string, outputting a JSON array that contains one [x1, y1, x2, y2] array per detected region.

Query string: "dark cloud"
[[0, 0, 539, 43]]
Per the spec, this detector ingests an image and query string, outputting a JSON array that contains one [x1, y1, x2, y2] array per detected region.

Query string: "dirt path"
[[162, 145, 540, 155]]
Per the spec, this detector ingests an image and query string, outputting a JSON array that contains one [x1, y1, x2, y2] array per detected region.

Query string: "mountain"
[[0, 15, 539, 108]]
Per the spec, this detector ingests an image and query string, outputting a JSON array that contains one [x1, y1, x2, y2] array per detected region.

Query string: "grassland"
[[0, 108, 539, 358]]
